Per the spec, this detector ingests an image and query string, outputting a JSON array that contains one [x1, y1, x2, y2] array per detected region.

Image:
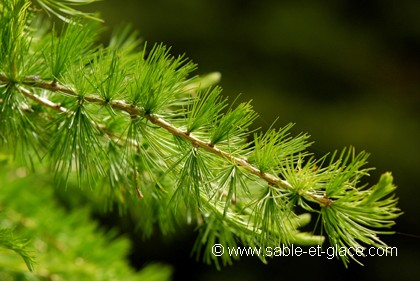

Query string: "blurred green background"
[[83, 0, 420, 280]]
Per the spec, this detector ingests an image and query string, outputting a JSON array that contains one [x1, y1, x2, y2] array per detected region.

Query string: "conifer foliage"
[[0, 0, 401, 275]]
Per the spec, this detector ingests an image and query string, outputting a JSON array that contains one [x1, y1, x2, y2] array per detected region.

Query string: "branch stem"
[[0, 74, 332, 207]]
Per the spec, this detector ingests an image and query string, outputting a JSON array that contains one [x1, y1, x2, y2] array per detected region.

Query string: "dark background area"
[[85, 1, 420, 280]]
